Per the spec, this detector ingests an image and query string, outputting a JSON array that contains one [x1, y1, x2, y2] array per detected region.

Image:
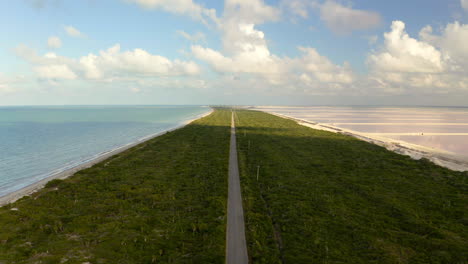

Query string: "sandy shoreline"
[[0, 108, 213, 207], [260, 110, 468, 172]]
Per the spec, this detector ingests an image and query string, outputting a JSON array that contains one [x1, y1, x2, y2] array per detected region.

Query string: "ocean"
[[0, 106, 210, 197], [257, 106, 468, 158]]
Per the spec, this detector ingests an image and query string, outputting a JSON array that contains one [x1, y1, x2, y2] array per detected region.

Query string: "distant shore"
[[0, 108, 213, 207], [261, 110, 468, 172]]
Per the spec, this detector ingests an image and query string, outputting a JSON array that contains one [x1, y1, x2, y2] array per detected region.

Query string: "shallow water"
[[258, 106, 468, 157], [0, 106, 209, 197]]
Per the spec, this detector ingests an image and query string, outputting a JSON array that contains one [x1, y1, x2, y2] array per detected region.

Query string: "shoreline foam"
[[259, 110, 468, 172], [0, 108, 213, 207]]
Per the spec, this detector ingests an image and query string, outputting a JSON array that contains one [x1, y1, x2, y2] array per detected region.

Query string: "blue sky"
[[1, 0, 468, 106]]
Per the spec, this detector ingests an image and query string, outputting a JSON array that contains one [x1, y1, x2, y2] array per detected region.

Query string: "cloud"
[[177, 30, 206, 42], [0, 84, 15, 94], [35, 64, 77, 80], [16, 44, 201, 81], [47, 36, 62, 49], [64, 25, 85, 38], [193, 6, 283, 76], [189, 0, 355, 95], [368, 21, 443, 73], [192, 43, 281, 75], [280, 0, 313, 19], [0, 73, 19, 94], [193, 22, 281, 73], [136, 77, 209, 90], [127, 0, 285, 92], [0, 78, 16, 94], [193, 42, 353, 86], [220, 0, 280, 55], [280, 0, 382, 34], [130, 87, 141, 93], [462, 0, 468, 11], [319, 0, 381, 34], [191, 17, 468, 96], [367, 21, 468, 93], [223, 0, 280, 24], [80, 44, 201, 78], [193, 28, 353, 94], [125, 0, 218, 24], [295, 47, 354, 84], [419, 22, 468, 70]]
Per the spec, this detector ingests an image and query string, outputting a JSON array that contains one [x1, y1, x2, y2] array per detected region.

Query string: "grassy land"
[[235, 110, 467, 264], [0, 109, 231, 263]]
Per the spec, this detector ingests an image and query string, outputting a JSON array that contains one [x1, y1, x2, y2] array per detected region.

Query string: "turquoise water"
[[0, 106, 210, 197]]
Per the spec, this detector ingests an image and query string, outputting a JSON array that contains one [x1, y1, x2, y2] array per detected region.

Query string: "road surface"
[[226, 111, 249, 264]]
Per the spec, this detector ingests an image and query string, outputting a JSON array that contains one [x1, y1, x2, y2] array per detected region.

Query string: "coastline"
[[259, 110, 468, 172], [0, 108, 213, 207]]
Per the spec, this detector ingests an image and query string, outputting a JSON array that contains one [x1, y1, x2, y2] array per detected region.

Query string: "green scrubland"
[[0, 109, 231, 263]]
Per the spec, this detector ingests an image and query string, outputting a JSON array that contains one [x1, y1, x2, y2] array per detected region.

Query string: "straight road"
[[226, 111, 249, 264]]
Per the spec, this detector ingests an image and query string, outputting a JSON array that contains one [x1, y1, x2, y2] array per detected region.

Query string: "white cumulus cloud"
[[64, 25, 85, 38], [368, 21, 443, 73], [367, 20, 468, 93], [35, 64, 77, 80], [80, 44, 201, 78], [296, 47, 354, 84], [192, 22, 282, 74], [193, 41, 353, 86], [16, 44, 201, 81], [319, 0, 381, 34], [47, 36, 62, 49], [220, 0, 280, 56], [192, 0, 355, 94], [177, 30, 206, 42], [420, 22, 468, 70]]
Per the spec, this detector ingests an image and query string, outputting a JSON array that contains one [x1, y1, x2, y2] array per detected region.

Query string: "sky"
[[1, 0, 468, 106]]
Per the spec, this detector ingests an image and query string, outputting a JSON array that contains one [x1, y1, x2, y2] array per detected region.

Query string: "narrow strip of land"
[[0, 109, 231, 263], [226, 111, 249, 264]]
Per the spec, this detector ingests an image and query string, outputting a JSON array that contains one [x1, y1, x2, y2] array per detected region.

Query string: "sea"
[[0, 106, 210, 198], [257, 106, 468, 158]]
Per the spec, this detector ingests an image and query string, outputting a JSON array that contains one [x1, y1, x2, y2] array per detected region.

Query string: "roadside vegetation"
[[235, 110, 467, 264], [0, 109, 231, 263]]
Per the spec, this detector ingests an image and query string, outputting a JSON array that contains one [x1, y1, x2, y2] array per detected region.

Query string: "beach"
[[0, 108, 213, 207]]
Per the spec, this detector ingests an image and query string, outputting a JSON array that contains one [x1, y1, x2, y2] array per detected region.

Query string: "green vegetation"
[[1, 108, 466, 263], [0, 109, 231, 263], [235, 110, 467, 264]]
